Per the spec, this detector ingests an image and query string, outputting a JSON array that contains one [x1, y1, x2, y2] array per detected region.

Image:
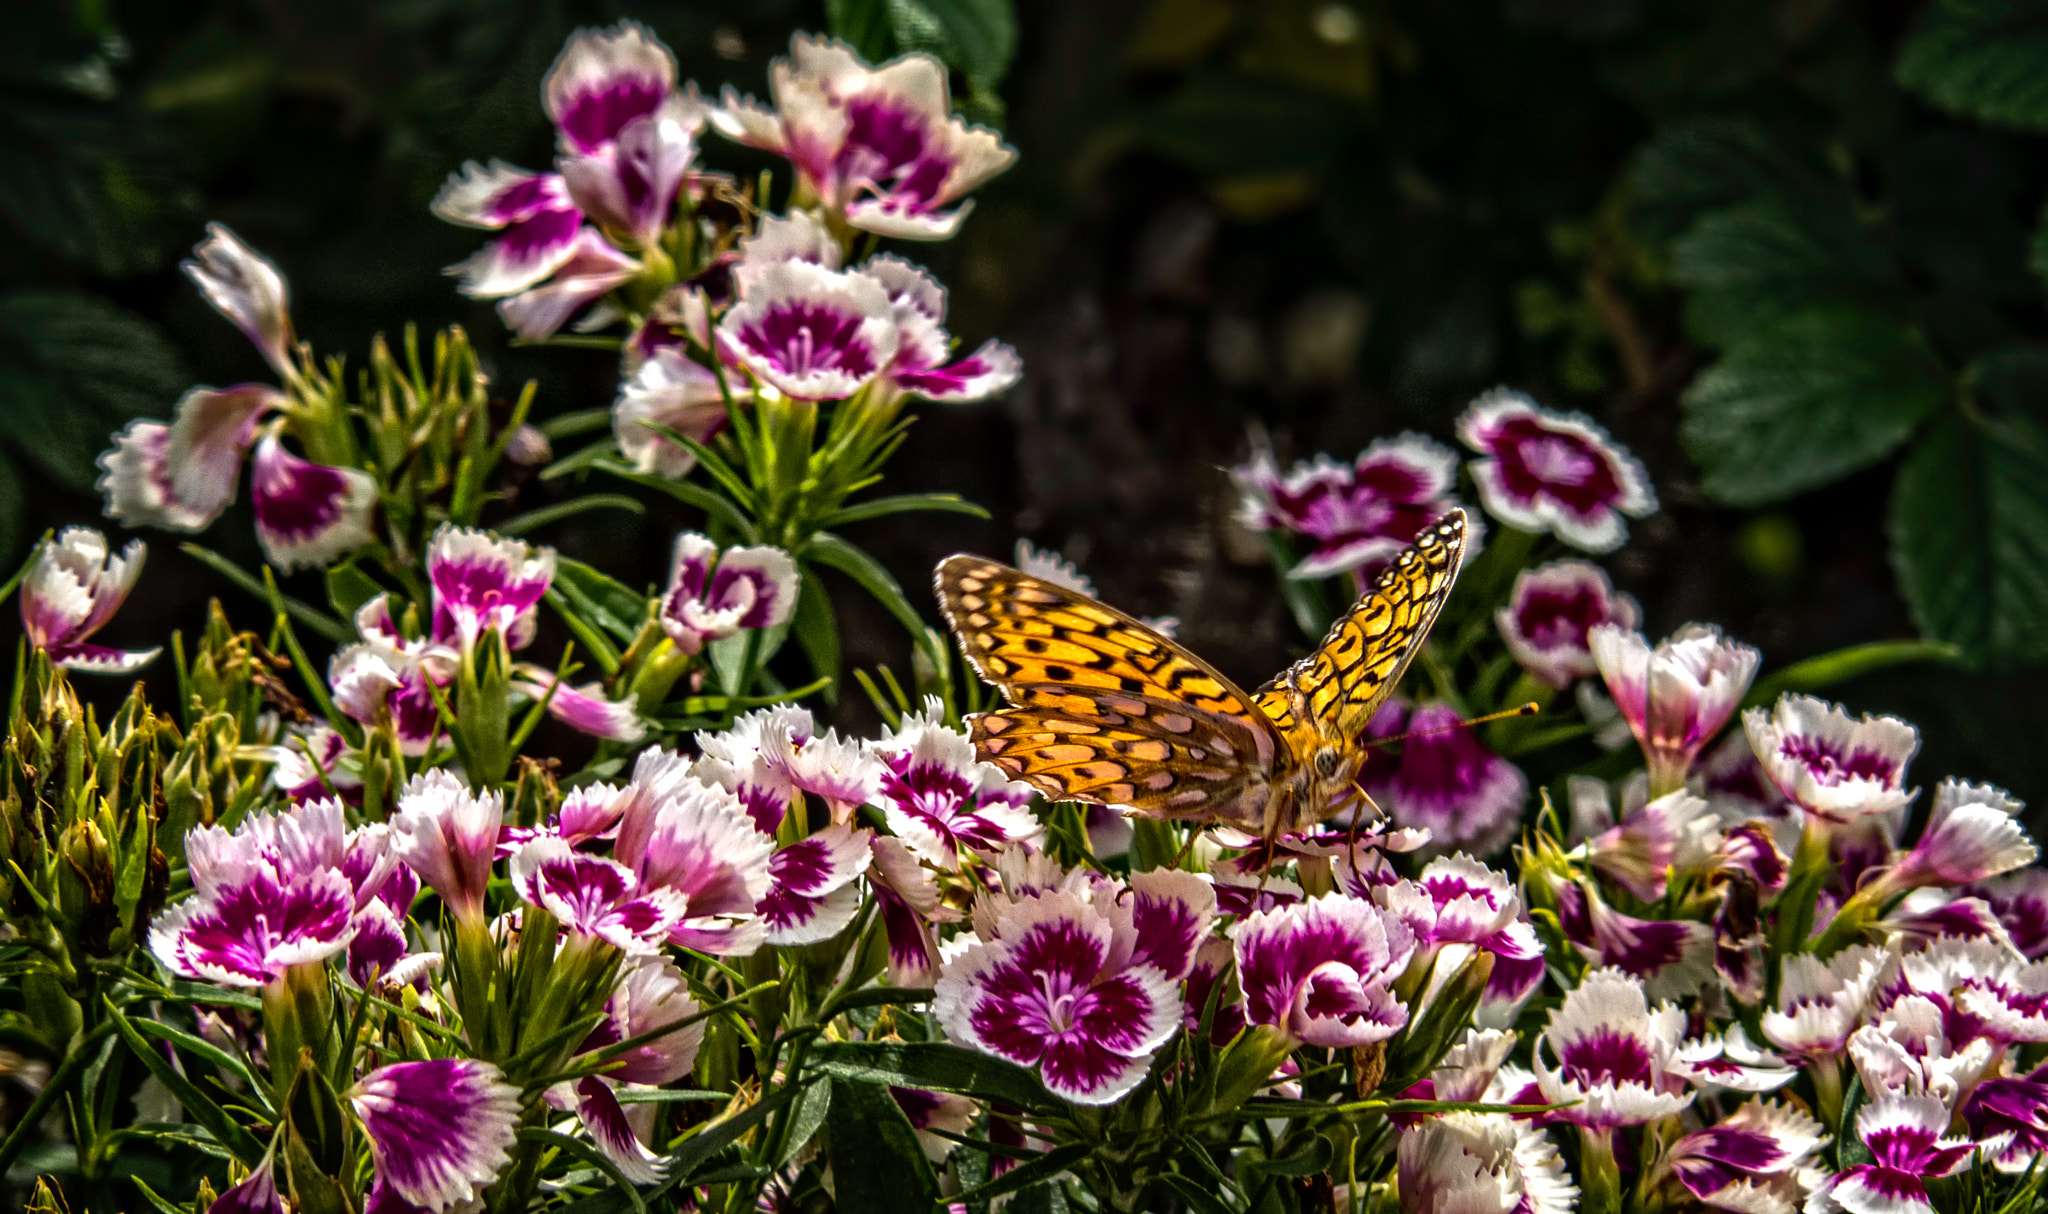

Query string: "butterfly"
[[934, 509, 1467, 841]]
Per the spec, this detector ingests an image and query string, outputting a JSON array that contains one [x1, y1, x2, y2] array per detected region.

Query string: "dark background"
[[4, 0, 2045, 809]]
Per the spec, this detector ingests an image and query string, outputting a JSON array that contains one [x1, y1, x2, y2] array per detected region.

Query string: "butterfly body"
[[935, 510, 1466, 840]]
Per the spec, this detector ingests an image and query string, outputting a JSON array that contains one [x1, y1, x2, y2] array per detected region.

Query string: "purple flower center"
[[1778, 735, 1899, 788], [254, 452, 351, 541], [1515, 583, 1610, 650], [1487, 416, 1624, 514], [559, 77, 667, 153], [838, 97, 954, 209], [1559, 1029, 1653, 1086], [740, 301, 880, 379]]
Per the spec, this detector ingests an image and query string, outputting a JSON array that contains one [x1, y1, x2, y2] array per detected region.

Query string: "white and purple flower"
[[510, 838, 689, 954], [1659, 1099, 1824, 1212], [184, 223, 295, 377], [712, 35, 1016, 240], [936, 890, 1179, 1104], [614, 343, 730, 479], [659, 532, 799, 655], [1234, 893, 1417, 1048], [495, 227, 643, 340], [864, 254, 1022, 403], [1497, 561, 1638, 689], [613, 772, 774, 956], [350, 1058, 521, 1211], [509, 665, 647, 743], [716, 258, 900, 400], [1813, 1092, 1978, 1214], [1395, 1112, 1578, 1214], [19, 527, 157, 673], [1968, 868, 2048, 958], [1744, 694, 1921, 825], [426, 524, 556, 652], [1589, 624, 1760, 796], [98, 383, 280, 534], [1233, 435, 1465, 580], [868, 699, 1041, 869], [249, 434, 378, 571], [1532, 968, 1693, 1129], [759, 823, 873, 945], [1457, 388, 1656, 552], [390, 770, 504, 924], [1882, 780, 2036, 893], [434, 163, 587, 299]]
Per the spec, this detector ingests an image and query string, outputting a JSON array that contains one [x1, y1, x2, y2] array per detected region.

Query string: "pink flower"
[[509, 665, 646, 743], [1884, 780, 2036, 892], [1743, 694, 1920, 825], [716, 258, 900, 399], [1532, 969, 1693, 1129], [868, 699, 1042, 869], [759, 823, 873, 945], [249, 435, 378, 572], [936, 891, 1180, 1104], [544, 23, 703, 247], [269, 725, 361, 803], [434, 163, 588, 298], [1590, 624, 1760, 795], [1233, 435, 1465, 579], [1362, 701, 1528, 858], [1967, 868, 2048, 958], [1661, 1099, 1824, 1211], [498, 228, 642, 340], [149, 799, 381, 989], [19, 528, 157, 673], [98, 383, 279, 533], [864, 254, 1022, 402], [614, 345, 729, 478], [426, 525, 556, 651], [1457, 388, 1655, 552], [562, 959, 705, 1181], [613, 773, 774, 956], [350, 1058, 520, 1211], [1566, 778, 1717, 901], [1965, 1065, 2048, 1174], [329, 598, 456, 756], [1233, 893, 1417, 1048], [1553, 881, 1714, 999], [1497, 560, 1638, 688], [184, 223, 295, 377], [390, 770, 503, 923], [868, 834, 955, 987], [1814, 1092, 1978, 1214], [510, 838, 689, 953], [712, 35, 1016, 240], [659, 532, 799, 655], [1396, 1112, 1578, 1214], [1757, 945, 1886, 1060]]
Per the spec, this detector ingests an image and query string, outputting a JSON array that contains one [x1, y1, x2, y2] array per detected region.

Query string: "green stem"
[[1579, 1126, 1622, 1214], [0, 1019, 114, 1177]]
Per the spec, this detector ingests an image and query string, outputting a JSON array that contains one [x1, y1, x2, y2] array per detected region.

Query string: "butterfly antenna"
[[1371, 701, 1539, 749], [1342, 783, 1389, 875], [1170, 823, 1202, 871]]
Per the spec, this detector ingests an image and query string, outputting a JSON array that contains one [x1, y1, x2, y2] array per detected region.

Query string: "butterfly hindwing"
[[936, 557, 1281, 822]]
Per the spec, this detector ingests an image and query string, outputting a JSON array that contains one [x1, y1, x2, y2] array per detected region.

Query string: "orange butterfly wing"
[[934, 557, 1284, 823]]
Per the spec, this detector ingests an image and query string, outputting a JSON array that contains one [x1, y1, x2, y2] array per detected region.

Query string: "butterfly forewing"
[[936, 557, 1281, 823], [1255, 509, 1467, 755]]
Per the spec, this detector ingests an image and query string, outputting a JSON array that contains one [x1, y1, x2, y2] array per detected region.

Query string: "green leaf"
[[325, 561, 384, 623], [791, 569, 841, 697], [0, 291, 191, 491], [1161, 1172, 1243, 1214], [0, 96, 192, 276], [497, 493, 644, 536], [662, 1081, 804, 1184], [1628, 115, 1847, 244], [825, 0, 897, 63], [825, 1078, 941, 1214], [1246, 1132, 1334, 1178], [1680, 307, 1950, 505], [594, 459, 758, 543], [1896, 0, 2048, 131], [105, 999, 265, 1165], [806, 1041, 1061, 1115], [813, 492, 992, 529], [552, 556, 648, 645], [1669, 193, 1901, 348], [180, 544, 351, 643], [773, 1079, 833, 1168], [1890, 407, 2048, 667], [1743, 640, 1963, 708], [950, 1143, 1094, 1206], [804, 533, 932, 647]]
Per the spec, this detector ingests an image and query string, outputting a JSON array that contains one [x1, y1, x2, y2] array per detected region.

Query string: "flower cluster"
[[12, 15, 2036, 1214]]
